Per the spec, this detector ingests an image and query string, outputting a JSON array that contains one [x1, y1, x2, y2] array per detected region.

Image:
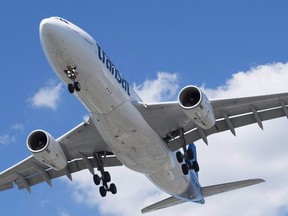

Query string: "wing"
[[134, 92, 288, 151], [141, 178, 264, 214], [0, 117, 122, 192]]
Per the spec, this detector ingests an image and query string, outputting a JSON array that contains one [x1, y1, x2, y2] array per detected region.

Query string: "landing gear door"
[[54, 51, 77, 71]]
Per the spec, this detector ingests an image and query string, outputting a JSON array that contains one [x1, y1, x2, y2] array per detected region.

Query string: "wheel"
[[192, 161, 200, 172], [68, 83, 74, 93], [109, 183, 117, 194], [74, 81, 81, 92], [187, 148, 194, 160], [99, 186, 107, 197], [176, 151, 184, 163], [93, 174, 101, 185], [182, 164, 189, 175], [103, 171, 111, 183]]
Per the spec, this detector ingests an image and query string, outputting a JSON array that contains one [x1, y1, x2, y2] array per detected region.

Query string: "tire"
[[110, 183, 117, 194], [182, 164, 189, 175], [192, 161, 200, 172], [93, 174, 101, 185], [74, 81, 81, 92], [187, 148, 194, 160], [103, 171, 111, 183], [68, 83, 74, 93], [99, 186, 107, 197], [176, 151, 184, 163]]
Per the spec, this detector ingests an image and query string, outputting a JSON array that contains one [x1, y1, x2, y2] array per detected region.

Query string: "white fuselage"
[[40, 17, 203, 201]]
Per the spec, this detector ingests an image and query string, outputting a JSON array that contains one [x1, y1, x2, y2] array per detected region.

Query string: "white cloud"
[[0, 123, 24, 146], [30, 82, 62, 110], [58, 209, 70, 216], [40, 199, 49, 208], [67, 168, 165, 216], [202, 62, 288, 98], [11, 123, 24, 132], [66, 63, 288, 216], [0, 134, 16, 145], [133, 72, 179, 102]]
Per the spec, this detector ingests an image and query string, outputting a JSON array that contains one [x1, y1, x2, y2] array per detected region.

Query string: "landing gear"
[[176, 128, 200, 175], [67, 82, 81, 93], [68, 83, 75, 93], [99, 186, 107, 197], [192, 161, 200, 172], [64, 66, 81, 93], [94, 170, 117, 197], [74, 81, 81, 92], [109, 183, 117, 194], [93, 153, 117, 197], [176, 151, 184, 163], [93, 174, 101, 185], [182, 164, 189, 175]]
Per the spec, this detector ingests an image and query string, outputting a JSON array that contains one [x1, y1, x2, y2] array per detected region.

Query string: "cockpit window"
[[59, 18, 69, 24], [51, 17, 70, 24]]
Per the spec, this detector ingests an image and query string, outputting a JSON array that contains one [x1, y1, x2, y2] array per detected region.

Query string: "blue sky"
[[1, 1, 288, 216]]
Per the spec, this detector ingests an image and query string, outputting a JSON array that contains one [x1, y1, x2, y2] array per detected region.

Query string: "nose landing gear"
[[64, 66, 81, 93]]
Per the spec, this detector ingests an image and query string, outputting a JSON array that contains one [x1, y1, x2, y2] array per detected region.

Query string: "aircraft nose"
[[40, 17, 70, 36], [39, 17, 68, 52], [40, 18, 59, 38]]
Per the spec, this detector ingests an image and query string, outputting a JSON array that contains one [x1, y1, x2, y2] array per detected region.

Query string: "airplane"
[[0, 16, 288, 214]]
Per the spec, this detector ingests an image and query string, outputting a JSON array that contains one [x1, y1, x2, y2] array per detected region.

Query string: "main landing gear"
[[176, 128, 200, 175], [64, 66, 81, 94], [93, 153, 117, 197]]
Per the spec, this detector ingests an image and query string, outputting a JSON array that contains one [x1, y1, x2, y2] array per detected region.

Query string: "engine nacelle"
[[178, 85, 215, 129], [26, 130, 67, 170]]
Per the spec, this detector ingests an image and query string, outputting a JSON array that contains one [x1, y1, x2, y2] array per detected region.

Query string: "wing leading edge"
[[0, 117, 122, 192], [141, 178, 265, 214]]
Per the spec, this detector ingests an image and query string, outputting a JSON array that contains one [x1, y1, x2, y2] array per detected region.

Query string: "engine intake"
[[178, 86, 202, 108], [27, 130, 67, 170], [178, 85, 215, 129], [27, 131, 49, 151]]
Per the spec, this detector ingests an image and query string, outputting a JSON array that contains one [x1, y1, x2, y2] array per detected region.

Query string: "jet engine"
[[26, 130, 67, 170], [178, 85, 215, 129]]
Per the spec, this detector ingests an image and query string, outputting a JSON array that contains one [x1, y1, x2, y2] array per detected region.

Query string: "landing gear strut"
[[176, 128, 200, 175], [93, 153, 117, 197], [64, 66, 81, 93]]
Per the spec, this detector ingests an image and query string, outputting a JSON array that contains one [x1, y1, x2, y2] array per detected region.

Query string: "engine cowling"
[[178, 85, 215, 129], [26, 130, 67, 170]]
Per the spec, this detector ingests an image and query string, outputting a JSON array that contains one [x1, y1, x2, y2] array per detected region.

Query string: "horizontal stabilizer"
[[141, 178, 264, 214], [202, 178, 265, 197], [141, 196, 185, 214]]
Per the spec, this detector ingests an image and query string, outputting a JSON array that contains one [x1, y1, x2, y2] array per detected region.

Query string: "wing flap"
[[0, 156, 41, 185], [211, 93, 288, 119], [0, 182, 14, 192], [15, 155, 122, 190], [168, 106, 287, 151]]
